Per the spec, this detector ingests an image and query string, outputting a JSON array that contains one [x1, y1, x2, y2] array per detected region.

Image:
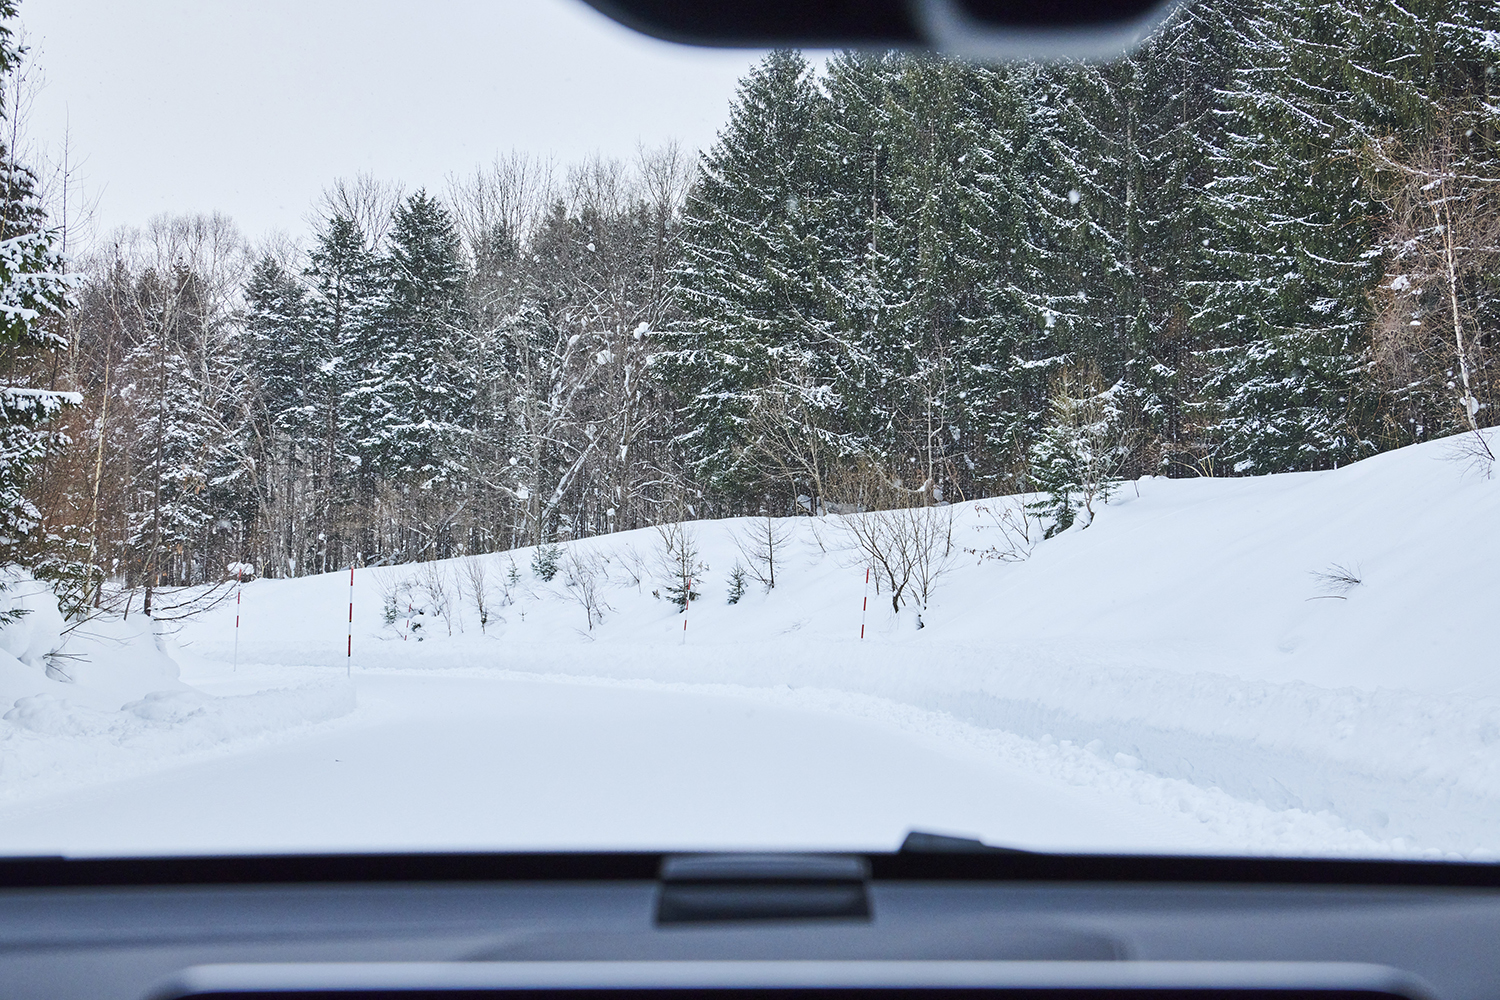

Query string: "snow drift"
[[0, 570, 356, 803], [162, 430, 1500, 856]]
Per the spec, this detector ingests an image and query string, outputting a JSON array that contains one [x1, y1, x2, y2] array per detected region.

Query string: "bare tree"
[[563, 549, 612, 631], [78, 215, 254, 615], [733, 513, 791, 591], [1368, 132, 1499, 464], [616, 543, 648, 592], [838, 501, 955, 616], [447, 151, 556, 259], [419, 562, 455, 637], [743, 353, 842, 515], [462, 556, 491, 634], [311, 173, 404, 251]]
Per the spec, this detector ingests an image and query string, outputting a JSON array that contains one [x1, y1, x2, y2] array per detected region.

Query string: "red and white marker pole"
[[233, 565, 243, 671], [859, 565, 870, 640], [346, 564, 354, 676], [682, 576, 691, 645]]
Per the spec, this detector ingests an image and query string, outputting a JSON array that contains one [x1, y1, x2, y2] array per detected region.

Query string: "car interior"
[[3, 4, 1496, 1000]]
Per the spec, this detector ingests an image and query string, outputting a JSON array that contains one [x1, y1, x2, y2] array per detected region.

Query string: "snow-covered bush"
[[726, 563, 748, 605], [966, 498, 1041, 563], [377, 570, 414, 631], [0, 566, 65, 669], [1027, 366, 1137, 535], [531, 543, 561, 582], [616, 544, 648, 593], [420, 564, 456, 636], [462, 557, 492, 633], [838, 503, 955, 616]]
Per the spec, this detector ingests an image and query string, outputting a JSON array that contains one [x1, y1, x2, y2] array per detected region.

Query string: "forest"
[[2, 0, 1498, 616]]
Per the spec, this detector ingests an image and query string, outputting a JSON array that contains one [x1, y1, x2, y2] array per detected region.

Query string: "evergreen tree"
[[244, 254, 325, 575], [1193, 0, 1387, 473], [1027, 366, 1134, 534], [953, 62, 1063, 487], [358, 191, 473, 487], [663, 50, 832, 505], [309, 212, 381, 564], [0, 3, 80, 577], [817, 53, 992, 499]]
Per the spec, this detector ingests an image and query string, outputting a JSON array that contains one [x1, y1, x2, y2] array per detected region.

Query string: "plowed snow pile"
[[6, 431, 1498, 856], [0, 574, 355, 803]]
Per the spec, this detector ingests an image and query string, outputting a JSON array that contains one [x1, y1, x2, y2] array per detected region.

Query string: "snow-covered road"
[[6, 432, 1498, 859], [0, 671, 1203, 856]]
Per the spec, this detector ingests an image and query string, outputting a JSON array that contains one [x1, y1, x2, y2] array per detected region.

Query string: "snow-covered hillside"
[[3, 431, 1499, 857]]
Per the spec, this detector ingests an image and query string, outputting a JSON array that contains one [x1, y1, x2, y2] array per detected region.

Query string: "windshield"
[[0, 0, 1495, 861]]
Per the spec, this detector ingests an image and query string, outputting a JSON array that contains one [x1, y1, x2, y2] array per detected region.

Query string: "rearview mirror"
[[579, 0, 1180, 60]]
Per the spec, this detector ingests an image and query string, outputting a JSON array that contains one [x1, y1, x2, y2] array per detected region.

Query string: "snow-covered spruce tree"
[[1026, 366, 1135, 535], [530, 541, 560, 582], [347, 191, 474, 561], [661, 50, 833, 508], [814, 53, 995, 502], [654, 519, 702, 611], [0, 1, 81, 592], [949, 61, 1060, 490], [1013, 15, 1231, 478], [726, 563, 747, 604], [306, 212, 382, 568], [1121, 0, 1249, 463], [0, 232, 78, 565], [360, 191, 472, 487], [1190, 0, 1393, 474], [0, 230, 78, 571], [244, 253, 323, 577], [804, 50, 902, 483]]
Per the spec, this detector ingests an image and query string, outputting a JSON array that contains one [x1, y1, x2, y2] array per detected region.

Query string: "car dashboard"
[[2, 850, 1498, 1000]]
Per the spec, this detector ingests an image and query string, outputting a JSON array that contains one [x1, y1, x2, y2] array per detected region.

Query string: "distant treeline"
[[9, 0, 1500, 612]]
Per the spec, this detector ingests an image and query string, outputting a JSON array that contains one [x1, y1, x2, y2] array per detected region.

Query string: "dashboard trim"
[[2, 853, 1500, 889]]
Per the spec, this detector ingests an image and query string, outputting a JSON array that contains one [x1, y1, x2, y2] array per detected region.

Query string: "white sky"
[[17, 0, 763, 245]]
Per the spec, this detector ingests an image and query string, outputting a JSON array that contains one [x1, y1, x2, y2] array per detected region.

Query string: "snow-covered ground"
[[2, 431, 1498, 858]]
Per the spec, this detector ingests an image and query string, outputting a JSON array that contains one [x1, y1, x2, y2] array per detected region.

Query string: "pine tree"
[[1124, 0, 1247, 459], [244, 254, 323, 575], [951, 62, 1062, 487], [308, 212, 381, 564], [360, 191, 473, 488], [1192, 0, 1388, 473], [817, 53, 991, 499], [0, 4, 81, 579], [663, 50, 833, 506], [1027, 366, 1134, 534]]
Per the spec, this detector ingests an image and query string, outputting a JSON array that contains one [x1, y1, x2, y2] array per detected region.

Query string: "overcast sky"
[[17, 0, 763, 246]]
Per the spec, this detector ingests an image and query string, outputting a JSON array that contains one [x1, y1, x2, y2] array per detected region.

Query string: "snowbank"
[[0, 571, 358, 803], [0, 567, 66, 671], [170, 430, 1500, 855]]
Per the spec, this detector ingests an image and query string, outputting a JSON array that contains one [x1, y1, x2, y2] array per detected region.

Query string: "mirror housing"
[[578, 0, 1180, 60]]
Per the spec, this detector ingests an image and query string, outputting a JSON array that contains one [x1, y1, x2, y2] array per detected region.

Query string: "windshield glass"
[[0, 0, 1495, 860]]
